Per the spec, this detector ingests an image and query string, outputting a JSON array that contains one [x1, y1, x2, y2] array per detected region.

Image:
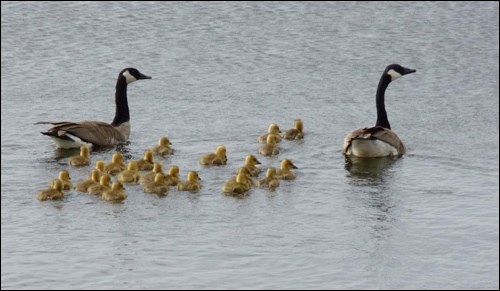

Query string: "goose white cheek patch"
[[122, 70, 137, 84], [387, 69, 402, 81]]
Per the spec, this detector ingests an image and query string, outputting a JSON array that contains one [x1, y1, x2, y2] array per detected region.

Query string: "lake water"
[[1, 2, 499, 289]]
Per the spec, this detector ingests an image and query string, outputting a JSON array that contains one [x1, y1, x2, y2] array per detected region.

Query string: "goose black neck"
[[375, 74, 391, 129], [111, 77, 130, 126]]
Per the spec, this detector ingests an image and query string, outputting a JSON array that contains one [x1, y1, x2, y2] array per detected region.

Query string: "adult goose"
[[342, 64, 416, 158], [35, 68, 152, 149]]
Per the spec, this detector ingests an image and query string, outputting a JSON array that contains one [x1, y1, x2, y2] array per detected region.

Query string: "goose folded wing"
[[35, 121, 126, 145], [343, 126, 405, 155]]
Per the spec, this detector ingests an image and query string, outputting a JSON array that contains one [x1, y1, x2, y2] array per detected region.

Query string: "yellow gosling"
[[69, 145, 91, 167], [104, 152, 126, 176], [37, 179, 64, 201], [118, 161, 141, 184], [139, 162, 164, 185], [88, 160, 106, 180], [75, 169, 100, 192], [87, 174, 111, 196], [276, 159, 298, 180], [153, 136, 173, 156], [225, 167, 256, 189], [258, 134, 280, 156], [135, 149, 154, 171], [242, 154, 261, 176], [143, 173, 169, 195], [199, 145, 227, 166], [177, 171, 201, 193], [51, 169, 72, 191], [222, 172, 251, 196], [258, 167, 280, 190], [164, 165, 180, 186], [257, 123, 282, 143], [102, 181, 127, 202], [95, 160, 106, 172], [283, 119, 304, 140]]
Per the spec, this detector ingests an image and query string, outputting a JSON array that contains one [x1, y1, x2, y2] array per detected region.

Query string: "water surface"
[[1, 2, 499, 289]]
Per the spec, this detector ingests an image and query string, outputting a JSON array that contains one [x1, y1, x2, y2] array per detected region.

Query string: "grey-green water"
[[1, 2, 498, 289]]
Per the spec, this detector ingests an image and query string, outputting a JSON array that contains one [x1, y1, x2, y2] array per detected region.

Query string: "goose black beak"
[[403, 67, 416, 75], [139, 73, 152, 80]]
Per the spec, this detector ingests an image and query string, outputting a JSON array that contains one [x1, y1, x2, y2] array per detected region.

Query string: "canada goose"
[[242, 154, 261, 176], [118, 161, 141, 184], [257, 123, 282, 143], [143, 173, 169, 195], [343, 64, 416, 158], [199, 145, 227, 166], [35, 68, 152, 149], [164, 165, 180, 186], [283, 119, 304, 140], [75, 169, 100, 192], [258, 167, 280, 190], [87, 174, 111, 196], [104, 152, 126, 176], [51, 169, 72, 191], [276, 159, 298, 180], [102, 181, 127, 202], [177, 171, 201, 193], [222, 172, 251, 195], [258, 134, 280, 156], [139, 162, 164, 185], [134, 149, 154, 171], [153, 137, 173, 156], [37, 179, 64, 201], [68, 145, 91, 167]]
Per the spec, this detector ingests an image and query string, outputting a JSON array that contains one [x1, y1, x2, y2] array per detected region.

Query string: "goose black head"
[[384, 64, 416, 81], [120, 68, 152, 84]]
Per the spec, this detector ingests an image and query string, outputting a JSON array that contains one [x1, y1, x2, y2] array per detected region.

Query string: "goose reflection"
[[344, 155, 397, 180], [344, 155, 399, 245], [53, 147, 80, 161], [52, 142, 131, 161]]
